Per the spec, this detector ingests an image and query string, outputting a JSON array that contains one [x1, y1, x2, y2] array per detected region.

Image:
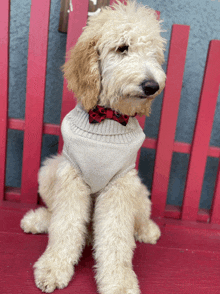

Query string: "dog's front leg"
[[94, 169, 141, 294], [34, 162, 91, 293]]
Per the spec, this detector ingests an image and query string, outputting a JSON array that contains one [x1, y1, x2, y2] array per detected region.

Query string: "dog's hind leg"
[[32, 156, 91, 293], [93, 169, 141, 294], [20, 207, 51, 234], [20, 155, 62, 234]]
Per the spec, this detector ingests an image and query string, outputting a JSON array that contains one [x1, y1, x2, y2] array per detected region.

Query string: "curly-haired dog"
[[20, 1, 166, 293]]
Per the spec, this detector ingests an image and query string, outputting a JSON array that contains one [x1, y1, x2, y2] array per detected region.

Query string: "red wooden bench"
[[1, 0, 220, 293]]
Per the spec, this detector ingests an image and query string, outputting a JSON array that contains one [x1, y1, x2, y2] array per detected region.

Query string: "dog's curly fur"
[[20, 1, 166, 293]]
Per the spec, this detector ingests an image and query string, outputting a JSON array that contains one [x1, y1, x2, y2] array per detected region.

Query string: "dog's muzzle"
[[140, 79, 159, 97]]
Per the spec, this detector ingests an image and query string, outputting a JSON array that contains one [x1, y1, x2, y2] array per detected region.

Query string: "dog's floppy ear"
[[62, 37, 100, 112]]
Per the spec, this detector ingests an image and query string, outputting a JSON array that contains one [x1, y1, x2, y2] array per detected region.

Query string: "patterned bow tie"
[[88, 105, 131, 126]]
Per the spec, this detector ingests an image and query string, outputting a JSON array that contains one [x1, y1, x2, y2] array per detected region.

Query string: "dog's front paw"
[[34, 252, 74, 293], [111, 285, 140, 294], [135, 219, 161, 245], [97, 268, 140, 294]]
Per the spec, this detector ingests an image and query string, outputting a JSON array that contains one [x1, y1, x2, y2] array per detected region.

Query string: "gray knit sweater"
[[61, 104, 145, 193]]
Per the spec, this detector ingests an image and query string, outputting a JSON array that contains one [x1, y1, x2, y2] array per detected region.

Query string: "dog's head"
[[63, 0, 166, 116]]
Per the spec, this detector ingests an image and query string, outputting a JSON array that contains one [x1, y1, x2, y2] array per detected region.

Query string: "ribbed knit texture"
[[61, 104, 145, 193]]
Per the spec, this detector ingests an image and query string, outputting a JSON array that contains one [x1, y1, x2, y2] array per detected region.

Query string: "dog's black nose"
[[141, 80, 159, 96]]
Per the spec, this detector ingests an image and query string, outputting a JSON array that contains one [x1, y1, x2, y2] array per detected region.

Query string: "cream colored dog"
[[20, 1, 166, 293]]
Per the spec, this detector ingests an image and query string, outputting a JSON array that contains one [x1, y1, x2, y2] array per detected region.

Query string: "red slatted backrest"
[[149, 32, 220, 222], [1, 0, 220, 226], [182, 41, 220, 221]]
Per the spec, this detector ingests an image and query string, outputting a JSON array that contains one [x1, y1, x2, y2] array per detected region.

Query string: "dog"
[[20, 1, 166, 293]]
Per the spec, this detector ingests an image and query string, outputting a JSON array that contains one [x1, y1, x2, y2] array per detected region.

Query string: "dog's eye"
[[117, 45, 129, 53]]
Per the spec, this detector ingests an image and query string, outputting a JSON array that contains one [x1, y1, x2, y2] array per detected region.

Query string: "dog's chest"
[[61, 105, 145, 193]]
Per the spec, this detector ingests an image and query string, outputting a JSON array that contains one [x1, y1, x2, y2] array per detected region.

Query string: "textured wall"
[[6, 0, 220, 209]]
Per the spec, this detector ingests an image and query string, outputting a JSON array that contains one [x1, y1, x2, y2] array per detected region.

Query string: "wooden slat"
[[142, 138, 157, 150], [4, 187, 21, 203], [164, 205, 210, 222], [143, 139, 220, 158], [164, 205, 181, 219], [136, 116, 146, 169], [0, 0, 10, 201], [151, 25, 190, 217], [182, 40, 220, 221], [58, 0, 89, 153], [208, 146, 220, 158], [197, 209, 210, 223], [43, 123, 60, 136], [8, 119, 60, 136], [8, 119, 25, 131], [211, 164, 220, 224], [20, 0, 51, 204], [210, 63, 220, 225]]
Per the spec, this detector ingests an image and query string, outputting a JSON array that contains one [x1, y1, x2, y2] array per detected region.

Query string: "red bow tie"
[[88, 105, 130, 126]]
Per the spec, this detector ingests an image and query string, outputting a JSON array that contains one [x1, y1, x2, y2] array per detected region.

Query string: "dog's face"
[[63, 1, 166, 116]]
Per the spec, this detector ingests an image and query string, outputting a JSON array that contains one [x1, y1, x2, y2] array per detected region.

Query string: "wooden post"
[[58, 0, 69, 33], [59, 0, 110, 33], [88, 0, 110, 15]]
